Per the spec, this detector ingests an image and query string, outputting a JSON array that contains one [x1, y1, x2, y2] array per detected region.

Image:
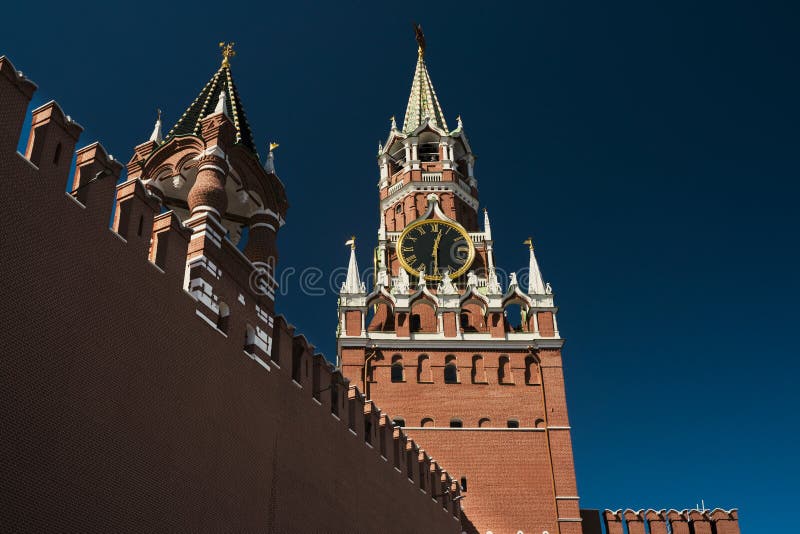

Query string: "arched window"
[[244, 324, 256, 353], [393, 417, 405, 427], [524, 355, 537, 385], [478, 417, 491, 428], [391, 355, 404, 382], [444, 355, 459, 384], [395, 203, 403, 214], [498, 355, 512, 384], [216, 302, 230, 334], [417, 354, 432, 382], [410, 313, 421, 332], [460, 476, 468, 492], [449, 419, 463, 428], [507, 419, 520, 429], [53, 142, 62, 165], [471, 355, 486, 383], [421, 417, 434, 427]]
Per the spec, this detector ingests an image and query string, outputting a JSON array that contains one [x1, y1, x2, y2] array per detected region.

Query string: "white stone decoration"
[[467, 271, 478, 288], [395, 268, 410, 293], [438, 267, 457, 295], [487, 267, 502, 294]]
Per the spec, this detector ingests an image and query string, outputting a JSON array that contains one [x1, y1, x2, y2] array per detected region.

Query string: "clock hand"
[[432, 231, 443, 274]]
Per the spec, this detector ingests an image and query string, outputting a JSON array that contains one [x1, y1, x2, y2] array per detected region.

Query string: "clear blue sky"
[[4, 1, 798, 531]]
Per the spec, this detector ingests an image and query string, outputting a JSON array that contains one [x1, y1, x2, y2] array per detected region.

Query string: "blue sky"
[[3, 1, 798, 531]]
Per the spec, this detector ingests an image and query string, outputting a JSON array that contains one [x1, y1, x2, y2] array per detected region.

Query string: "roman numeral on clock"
[[405, 254, 417, 264]]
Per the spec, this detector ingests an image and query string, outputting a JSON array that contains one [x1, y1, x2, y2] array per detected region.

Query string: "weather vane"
[[219, 42, 236, 67], [523, 237, 534, 250], [413, 23, 426, 57]]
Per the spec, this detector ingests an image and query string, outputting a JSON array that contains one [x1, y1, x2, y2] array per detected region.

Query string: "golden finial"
[[219, 42, 236, 67], [269, 142, 280, 151], [523, 237, 534, 250], [345, 236, 356, 250], [413, 22, 426, 58]]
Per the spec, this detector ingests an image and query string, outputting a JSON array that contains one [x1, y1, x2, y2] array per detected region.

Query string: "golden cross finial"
[[523, 237, 534, 250], [219, 42, 236, 67]]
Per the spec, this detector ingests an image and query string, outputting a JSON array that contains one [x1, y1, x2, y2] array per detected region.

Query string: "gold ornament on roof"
[[413, 23, 426, 57], [523, 237, 534, 250], [219, 42, 236, 67]]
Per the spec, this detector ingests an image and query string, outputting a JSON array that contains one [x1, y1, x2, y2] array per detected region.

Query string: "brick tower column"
[[188, 153, 229, 220], [243, 210, 280, 266]]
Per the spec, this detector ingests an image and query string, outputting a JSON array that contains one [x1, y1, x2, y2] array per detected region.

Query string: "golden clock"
[[396, 219, 475, 281]]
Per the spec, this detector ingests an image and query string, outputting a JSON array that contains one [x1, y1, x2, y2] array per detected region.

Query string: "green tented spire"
[[165, 62, 258, 157]]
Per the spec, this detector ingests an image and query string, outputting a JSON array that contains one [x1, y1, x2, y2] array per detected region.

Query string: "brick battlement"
[[599, 508, 740, 534], [0, 54, 462, 533]]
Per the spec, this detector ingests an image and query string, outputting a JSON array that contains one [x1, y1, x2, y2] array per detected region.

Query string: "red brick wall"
[[0, 57, 460, 534]]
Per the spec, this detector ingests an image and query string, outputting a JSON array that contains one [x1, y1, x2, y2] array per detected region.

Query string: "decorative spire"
[[264, 142, 278, 173], [219, 42, 236, 68], [149, 109, 163, 143], [483, 208, 492, 241], [390, 115, 397, 130], [341, 236, 365, 294], [524, 238, 547, 295], [402, 25, 448, 133]]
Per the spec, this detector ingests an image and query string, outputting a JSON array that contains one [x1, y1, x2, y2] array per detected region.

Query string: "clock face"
[[396, 219, 475, 281]]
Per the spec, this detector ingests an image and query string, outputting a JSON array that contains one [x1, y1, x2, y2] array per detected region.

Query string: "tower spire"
[[402, 25, 448, 133], [524, 238, 547, 295], [164, 46, 258, 156]]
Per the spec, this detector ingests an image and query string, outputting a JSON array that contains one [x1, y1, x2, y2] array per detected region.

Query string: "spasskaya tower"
[[337, 26, 583, 534]]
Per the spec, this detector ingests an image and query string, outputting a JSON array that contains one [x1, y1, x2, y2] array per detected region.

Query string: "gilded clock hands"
[[432, 230, 443, 276]]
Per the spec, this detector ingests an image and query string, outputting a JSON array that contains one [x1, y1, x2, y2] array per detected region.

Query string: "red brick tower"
[[126, 43, 288, 353], [338, 28, 582, 534]]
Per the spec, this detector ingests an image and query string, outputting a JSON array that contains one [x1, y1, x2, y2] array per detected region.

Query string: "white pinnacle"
[[483, 208, 492, 241], [149, 109, 163, 143], [264, 150, 275, 174], [214, 89, 229, 118], [527, 241, 546, 295], [341, 238, 364, 294]]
